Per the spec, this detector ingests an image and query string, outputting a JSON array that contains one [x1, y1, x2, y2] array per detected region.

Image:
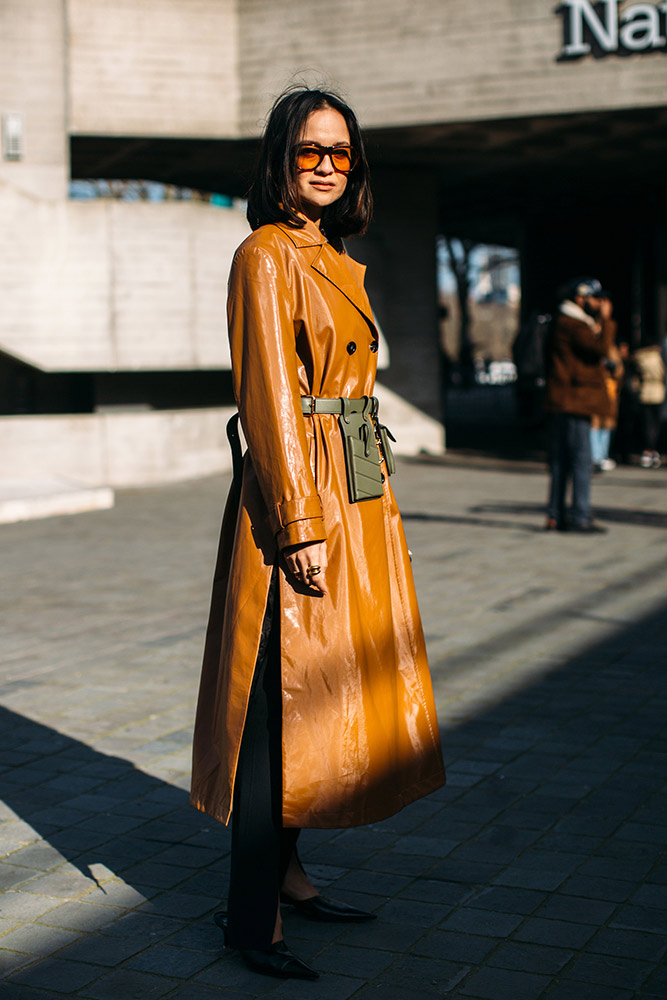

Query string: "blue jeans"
[[590, 427, 611, 466], [547, 413, 592, 527]]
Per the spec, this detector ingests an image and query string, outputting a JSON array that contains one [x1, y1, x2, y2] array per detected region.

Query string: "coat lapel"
[[276, 221, 377, 332], [310, 245, 376, 331]]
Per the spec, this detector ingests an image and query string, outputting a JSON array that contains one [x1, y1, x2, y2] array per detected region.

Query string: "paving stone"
[[428, 859, 505, 885], [486, 941, 572, 974], [166, 987, 254, 1000], [7, 956, 104, 992], [118, 861, 193, 890], [0, 892, 63, 922], [563, 952, 654, 990], [342, 985, 426, 1000], [458, 965, 550, 999], [375, 897, 449, 928], [338, 917, 424, 952], [313, 943, 395, 977], [513, 917, 598, 948], [359, 851, 437, 877], [0, 866, 37, 891], [378, 955, 469, 995], [610, 904, 667, 933], [629, 883, 667, 909], [58, 933, 146, 966], [0, 923, 80, 957], [412, 929, 497, 964], [35, 902, 126, 932], [126, 942, 217, 978], [15, 871, 97, 899], [492, 866, 568, 891], [331, 870, 411, 896], [100, 910, 185, 941], [545, 981, 634, 1000], [270, 971, 365, 998], [0, 985, 54, 1000], [558, 874, 635, 903], [439, 908, 522, 938], [78, 967, 179, 999], [587, 927, 667, 961], [0, 950, 35, 977], [398, 878, 474, 905], [536, 894, 617, 924], [469, 886, 547, 915], [447, 843, 521, 866]]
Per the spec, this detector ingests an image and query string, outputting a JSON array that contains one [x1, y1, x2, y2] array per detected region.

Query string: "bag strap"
[[226, 413, 244, 509]]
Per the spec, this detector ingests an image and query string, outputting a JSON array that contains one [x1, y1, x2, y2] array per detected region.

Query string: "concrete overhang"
[[71, 104, 667, 248]]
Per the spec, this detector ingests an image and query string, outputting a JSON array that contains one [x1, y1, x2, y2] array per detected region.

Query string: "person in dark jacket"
[[544, 278, 615, 533]]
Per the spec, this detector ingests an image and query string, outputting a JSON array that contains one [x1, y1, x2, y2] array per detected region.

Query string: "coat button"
[[346, 341, 357, 355], [370, 341, 378, 353]]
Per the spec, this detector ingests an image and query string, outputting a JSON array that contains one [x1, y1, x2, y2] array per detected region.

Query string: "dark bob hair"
[[246, 87, 372, 239]]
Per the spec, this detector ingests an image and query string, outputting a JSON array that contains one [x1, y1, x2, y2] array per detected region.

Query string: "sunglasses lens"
[[296, 147, 321, 170], [331, 148, 354, 171]]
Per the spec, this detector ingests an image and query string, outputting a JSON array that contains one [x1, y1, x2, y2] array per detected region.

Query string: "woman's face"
[[294, 107, 351, 226]]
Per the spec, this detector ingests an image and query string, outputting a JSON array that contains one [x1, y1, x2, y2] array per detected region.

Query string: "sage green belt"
[[301, 395, 378, 415]]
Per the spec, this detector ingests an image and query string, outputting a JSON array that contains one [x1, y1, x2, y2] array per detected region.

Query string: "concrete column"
[[353, 166, 443, 422]]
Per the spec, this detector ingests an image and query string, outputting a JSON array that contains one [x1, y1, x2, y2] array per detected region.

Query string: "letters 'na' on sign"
[[557, 0, 667, 58]]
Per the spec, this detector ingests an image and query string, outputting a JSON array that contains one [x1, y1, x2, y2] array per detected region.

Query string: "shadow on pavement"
[[1, 604, 666, 997], [400, 511, 545, 533], [0, 705, 230, 990], [470, 501, 667, 529]]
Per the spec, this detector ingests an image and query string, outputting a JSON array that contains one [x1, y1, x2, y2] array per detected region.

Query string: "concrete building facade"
[[1, 0, 666, 495]]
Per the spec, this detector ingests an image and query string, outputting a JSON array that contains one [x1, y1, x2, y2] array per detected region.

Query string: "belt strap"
[[301, 396, 344, 415], [301, 395, 378, 415]]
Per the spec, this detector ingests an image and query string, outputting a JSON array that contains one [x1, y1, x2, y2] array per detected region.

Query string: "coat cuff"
[[269, 496, 327, 550]]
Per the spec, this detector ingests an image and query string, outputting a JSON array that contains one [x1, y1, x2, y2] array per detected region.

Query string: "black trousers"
[[641, 403, 663, 453], [226, 569, 300, 950]]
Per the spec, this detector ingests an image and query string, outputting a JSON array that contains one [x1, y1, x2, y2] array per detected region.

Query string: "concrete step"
[[0, 479, 115, 524]]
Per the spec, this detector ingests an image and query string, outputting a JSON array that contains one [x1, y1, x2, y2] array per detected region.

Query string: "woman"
[[590, 341, 623, 472], [191, 88, 446, 981], [633, 342, 666, 468]]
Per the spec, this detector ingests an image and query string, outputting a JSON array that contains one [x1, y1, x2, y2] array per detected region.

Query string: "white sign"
[[558, 0, 667, 57]]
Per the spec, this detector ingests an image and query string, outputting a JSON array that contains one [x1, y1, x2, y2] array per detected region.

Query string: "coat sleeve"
[[570, 318, 616, 359], [228, 243, 326, 551]]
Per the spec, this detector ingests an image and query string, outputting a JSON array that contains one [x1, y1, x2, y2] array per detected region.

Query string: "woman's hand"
[[283, 541, 328, 594]]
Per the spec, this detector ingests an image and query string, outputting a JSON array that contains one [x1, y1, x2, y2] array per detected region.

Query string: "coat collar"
[[275, 218, 327, 248], [560, 299, 598, 330]]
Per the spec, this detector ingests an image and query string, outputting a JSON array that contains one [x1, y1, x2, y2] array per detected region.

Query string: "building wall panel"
[[238, 0, 667, 133], [0, 0, 67, 198], [0, 183, 248, 372], [67, 0, 239, 137]]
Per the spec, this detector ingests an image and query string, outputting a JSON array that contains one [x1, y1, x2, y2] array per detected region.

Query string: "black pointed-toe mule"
[[213, 911, 319, 981], [280, 893, 377, 922]]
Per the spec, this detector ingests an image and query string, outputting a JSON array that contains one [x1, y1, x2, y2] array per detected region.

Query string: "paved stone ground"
[[1, 455, 666, 999]]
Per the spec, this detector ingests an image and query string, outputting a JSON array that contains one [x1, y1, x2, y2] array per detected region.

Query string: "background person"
[[544, 277, 615, 532], [632, 342, 666, 468], [590, 337, 623, 473], [190, 88, 446, 982]]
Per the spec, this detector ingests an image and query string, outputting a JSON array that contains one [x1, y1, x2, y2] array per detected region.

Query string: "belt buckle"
[[305, 395, 316, 414]]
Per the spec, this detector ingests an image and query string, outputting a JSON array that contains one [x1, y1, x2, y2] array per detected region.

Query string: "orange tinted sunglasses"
[[294, 143, 358, 174]]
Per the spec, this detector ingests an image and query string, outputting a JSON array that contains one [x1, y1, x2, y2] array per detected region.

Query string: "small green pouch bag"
[[339, 396, 384, 503]]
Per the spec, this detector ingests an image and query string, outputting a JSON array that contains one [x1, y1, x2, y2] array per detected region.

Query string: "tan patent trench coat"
[[190, 218, 446, 828]]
